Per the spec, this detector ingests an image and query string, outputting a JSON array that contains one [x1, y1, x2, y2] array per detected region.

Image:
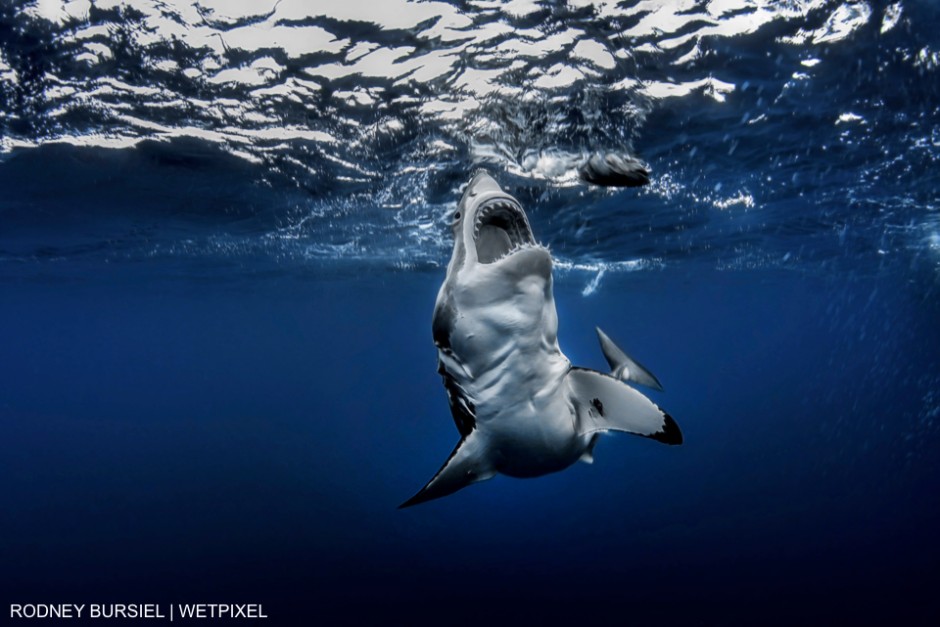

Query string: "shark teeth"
[[471, 198, 534, 245], [472, 199, 510, 239]]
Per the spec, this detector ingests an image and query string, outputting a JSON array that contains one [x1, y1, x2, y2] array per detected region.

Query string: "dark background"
[[1, 266, 937, 625]]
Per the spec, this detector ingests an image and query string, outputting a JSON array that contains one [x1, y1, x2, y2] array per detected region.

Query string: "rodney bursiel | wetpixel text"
[[10, 603, 268, 620]]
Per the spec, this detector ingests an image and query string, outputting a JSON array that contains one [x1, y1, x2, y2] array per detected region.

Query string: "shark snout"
[[464, 169, 502, 198]]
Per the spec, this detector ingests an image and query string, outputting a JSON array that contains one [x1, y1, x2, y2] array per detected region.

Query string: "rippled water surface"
[[2, 0, 938, 278]]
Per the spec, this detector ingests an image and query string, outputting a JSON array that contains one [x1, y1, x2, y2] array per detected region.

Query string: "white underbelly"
[[468, 353, 584, 477]]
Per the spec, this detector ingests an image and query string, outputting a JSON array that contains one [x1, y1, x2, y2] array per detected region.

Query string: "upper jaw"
[[461, 176, 539, 265]]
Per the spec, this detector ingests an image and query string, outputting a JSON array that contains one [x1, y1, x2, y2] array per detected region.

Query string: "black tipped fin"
[[648, 413, 683, 445], [568, 367, 681, 446]]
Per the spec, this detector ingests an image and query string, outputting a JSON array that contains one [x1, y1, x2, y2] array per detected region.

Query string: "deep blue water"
[[2, 0, 940, 625], [1, 270, 938, 624]]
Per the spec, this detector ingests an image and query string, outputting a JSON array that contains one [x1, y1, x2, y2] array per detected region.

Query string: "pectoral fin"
[[567, 367, 682, 445], [399, 431, 494, 508], [596, 327, 664, 391]]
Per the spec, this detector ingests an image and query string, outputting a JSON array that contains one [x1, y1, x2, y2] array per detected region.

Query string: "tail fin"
[[595, 327, 664, 392], [399, 431, 494, 508]]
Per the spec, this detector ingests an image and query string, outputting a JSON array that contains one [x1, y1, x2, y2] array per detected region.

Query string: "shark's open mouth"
[[472, 198, 536, 264]]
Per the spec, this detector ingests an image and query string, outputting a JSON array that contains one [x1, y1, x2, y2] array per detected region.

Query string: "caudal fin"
[[399, 431, 494, 508]]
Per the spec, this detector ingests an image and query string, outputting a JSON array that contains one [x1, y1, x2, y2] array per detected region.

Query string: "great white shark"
[[401, 171, 681, 508]]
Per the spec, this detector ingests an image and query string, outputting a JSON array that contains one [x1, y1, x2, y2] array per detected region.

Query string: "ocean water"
[[2, 0, 939, 625]]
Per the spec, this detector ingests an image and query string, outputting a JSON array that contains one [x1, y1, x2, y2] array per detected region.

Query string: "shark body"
[[401, 171, 681, 508]]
